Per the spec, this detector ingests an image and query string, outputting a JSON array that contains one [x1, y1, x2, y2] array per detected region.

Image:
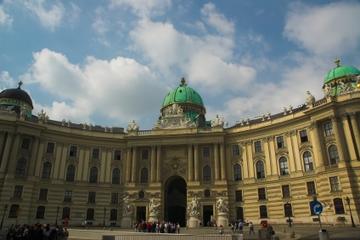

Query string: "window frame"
[[254, 140, 262, 153], [276, 136, 285, 149], [258, 187, 266, 201], [303, 151, 314, 172], [306, 181, 316, 196], [299, 130, 309, 143], [279, 157, 289, 176], [259, 205, 268, 218]]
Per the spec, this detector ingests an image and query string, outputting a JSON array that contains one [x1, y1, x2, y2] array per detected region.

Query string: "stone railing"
[[312, 97, 328, 107], [103, 234, 233, 240]]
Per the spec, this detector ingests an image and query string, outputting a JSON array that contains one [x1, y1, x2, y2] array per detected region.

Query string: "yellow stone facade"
[[0, 83, 360, 228]]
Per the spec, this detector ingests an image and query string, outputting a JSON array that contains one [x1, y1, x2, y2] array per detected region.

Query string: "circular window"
[[139, 190, 145, 199], [204, 189, 210, 197]]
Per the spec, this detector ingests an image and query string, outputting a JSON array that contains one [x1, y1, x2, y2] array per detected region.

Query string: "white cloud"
[[24, 0, 64, 31], [0, 5, 13, 27], [0, 71, 15, 90], [23, 48, 166, 125], [110, 0, 171, 18], [284, 2, 360, 56], [201, 3, 234, 36]]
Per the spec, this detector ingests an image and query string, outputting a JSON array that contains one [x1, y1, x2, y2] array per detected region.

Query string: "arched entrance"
[[164, 176, 187, 226]]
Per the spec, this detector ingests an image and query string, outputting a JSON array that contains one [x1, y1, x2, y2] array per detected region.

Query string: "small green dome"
[[162, 78, 204, 107], [324, 60, 360, 83]]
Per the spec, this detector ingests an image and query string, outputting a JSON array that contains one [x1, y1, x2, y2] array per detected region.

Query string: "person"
[[238, 220, 243, 233], [219, 225, 224, 235], [249, 221, 255, 235], [176, 223, 180, 234]]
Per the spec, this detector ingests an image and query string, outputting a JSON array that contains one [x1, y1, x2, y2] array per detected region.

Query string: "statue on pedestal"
[[121, 195, 134, 228], [216, 197, 229, 227], [127, 120, 139, 132], [148, 198, 160, 222], [187, 196, 200, 228]]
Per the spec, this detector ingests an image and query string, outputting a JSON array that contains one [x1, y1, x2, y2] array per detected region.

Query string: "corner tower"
[[155, 78, 206, 129]]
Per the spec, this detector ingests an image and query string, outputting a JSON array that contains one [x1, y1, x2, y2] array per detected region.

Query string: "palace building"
[[0, 61, 360, 228]]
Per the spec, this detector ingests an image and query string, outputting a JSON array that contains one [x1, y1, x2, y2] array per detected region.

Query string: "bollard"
[[319, 229, 329, 240]]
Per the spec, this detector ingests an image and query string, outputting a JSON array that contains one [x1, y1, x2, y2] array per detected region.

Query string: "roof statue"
[[211, 114, 224, 128], [127, 120, 139, 132], [305, 91, 315, 107]]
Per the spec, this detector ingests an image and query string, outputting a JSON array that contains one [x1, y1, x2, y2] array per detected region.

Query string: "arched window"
[[328, 145, 339, 165], [86, 208, 94, 220], [62, 207, 70, 219], [112, 168, 120, 184], [303, 151, 314, 172], [256, 161, 265, 179], [203, 165, 211, 182], [333, 198, 345, 214], [279, 157, 289, 176], [233, 164, 242, 181], [259, 205, 268, 218], [66, 165, 75, 182], [41, 162, 52, 179], [36, 206, 45, 219], [15, 158, 27, 177], [140, 168, 148, 183], [89, 167, 98, 183]]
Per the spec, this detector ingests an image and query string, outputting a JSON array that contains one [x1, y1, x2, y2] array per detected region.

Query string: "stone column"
[[0, 132, 14, 173], [220, 144, 226, 180], [28, 137, 40, 177], [269, 137, 278, 175], [349, 113, 360, 159], [263, 138, 272, 176], [246, 142, 254, 178], [194, 144, 199, 181], [291, 132, 302, 171], [309, 121, 325, 168], [187, 145, 193, 181], [131, 147, 137, 183], [214, 143, 220, 180], [285, 132, 296, 173], [342, 115, 357, 161], [7, 134, 21, 174], [150, 146, 156, 182], [241, 143, 249, 179], [126, 148, 132, 183], [331, 116, 347, 162], [156, 146, 161, 182]]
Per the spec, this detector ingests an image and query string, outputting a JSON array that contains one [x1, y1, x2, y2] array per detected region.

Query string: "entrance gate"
[[164, 176, 187, 226]]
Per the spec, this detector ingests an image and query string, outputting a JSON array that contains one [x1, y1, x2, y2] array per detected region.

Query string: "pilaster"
[[309, 121, 325, 168], [150, 146, 156, 182], [131, 147, 137, 183], [0, 132, 14, 173], [194, 144, 199, 181], [187, 145, 193, 181], [220, 143, 226, 180], [342, 114, 357, 161], [349, 113, 360, 159], [214, 143, 220, 180]]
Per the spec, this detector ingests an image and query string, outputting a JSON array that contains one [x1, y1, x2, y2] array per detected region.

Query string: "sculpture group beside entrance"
[[121, 195, 134, 228], [187, 196, 201, 228], [148, 198, 161, 223], [216, 197, 229, 227]]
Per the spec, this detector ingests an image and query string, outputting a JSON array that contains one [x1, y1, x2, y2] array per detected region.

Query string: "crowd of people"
[[230, 220, 255, 235], [5, 223, 69, 240], [134, 220, 181, 233]]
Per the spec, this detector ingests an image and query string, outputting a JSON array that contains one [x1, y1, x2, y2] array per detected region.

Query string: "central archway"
[[164, 176, 187, 226]]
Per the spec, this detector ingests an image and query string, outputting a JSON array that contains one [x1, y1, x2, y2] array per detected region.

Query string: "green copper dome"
[[324, 60, 360, 84], [162, 78, 204, 107]]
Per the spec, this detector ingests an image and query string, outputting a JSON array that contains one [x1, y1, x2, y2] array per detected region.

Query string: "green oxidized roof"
[[324, 60, 360, 84], [162, 78, 204, 107]]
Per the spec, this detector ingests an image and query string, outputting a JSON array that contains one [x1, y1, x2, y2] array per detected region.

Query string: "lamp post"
[[0, 204, 8, 230], [55, 206, 60, 225], [345, 197, 356, 228]]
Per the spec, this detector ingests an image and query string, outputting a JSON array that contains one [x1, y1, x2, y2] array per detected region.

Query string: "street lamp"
[[0, 204, 8, 230], [345, 197, 356, 228], [55, 206, 60, 225]]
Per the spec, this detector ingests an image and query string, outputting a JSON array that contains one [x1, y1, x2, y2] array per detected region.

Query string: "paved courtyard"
[[66, 225, 360, 240]]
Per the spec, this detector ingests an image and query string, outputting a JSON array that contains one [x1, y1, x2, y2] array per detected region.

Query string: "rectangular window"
[[110, 209, 117, 221], [8, 204, 19, 218], [13, 185, 23, 199], [307, 181, 316, 195], [309, 202, 316, 216], [276, 136, 285, 149], [235, 190, 242, 202], [64, 190, 72, 202], [46, 142, 55, 154], [92, 148, 100, 159], [114, 150, 121, 161], [232, 145, 240, 157], [88, 191, 96, 204], [141, 149, 149, 160], [69, 145, 77, 158], [254, 140, 262, 153], [299, 130, 309, 143], [282, 185, 290, 198], [21, 138, 30, 150], [258, 188, 266, 200], [86, 208, 94, 220], [203, 147, 210, 158], [39, 188, 48, 201], [323, 121, 333, 136], [329, 176, 341, 192], [111, 192, 118, 204], [259, 205, 268, 218]]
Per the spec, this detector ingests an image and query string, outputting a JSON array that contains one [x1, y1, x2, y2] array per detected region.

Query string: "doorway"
[[164, 176, 187, 226], [203, 205, 213, 227], [136, 206, 146, 222], [236, 207, 244, 221]]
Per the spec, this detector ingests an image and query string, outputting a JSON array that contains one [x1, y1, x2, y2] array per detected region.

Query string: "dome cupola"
[[0, 81, 33, 117]]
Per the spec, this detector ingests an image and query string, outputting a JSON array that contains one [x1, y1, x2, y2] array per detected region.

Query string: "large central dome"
[[162, 78, 204, 107]]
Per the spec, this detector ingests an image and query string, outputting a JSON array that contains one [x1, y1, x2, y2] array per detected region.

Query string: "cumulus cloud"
[[201, 3, 234, 36], [284, 2, 360, 56], [0, 5, 13, 27], [23, 49, 166, 125], [23, 0, 65, 31], [110, 0, 171, 18], [0, 71, 15, 90]]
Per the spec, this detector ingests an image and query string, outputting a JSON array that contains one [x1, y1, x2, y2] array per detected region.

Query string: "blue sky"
[[1, 0, 360, 129]]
